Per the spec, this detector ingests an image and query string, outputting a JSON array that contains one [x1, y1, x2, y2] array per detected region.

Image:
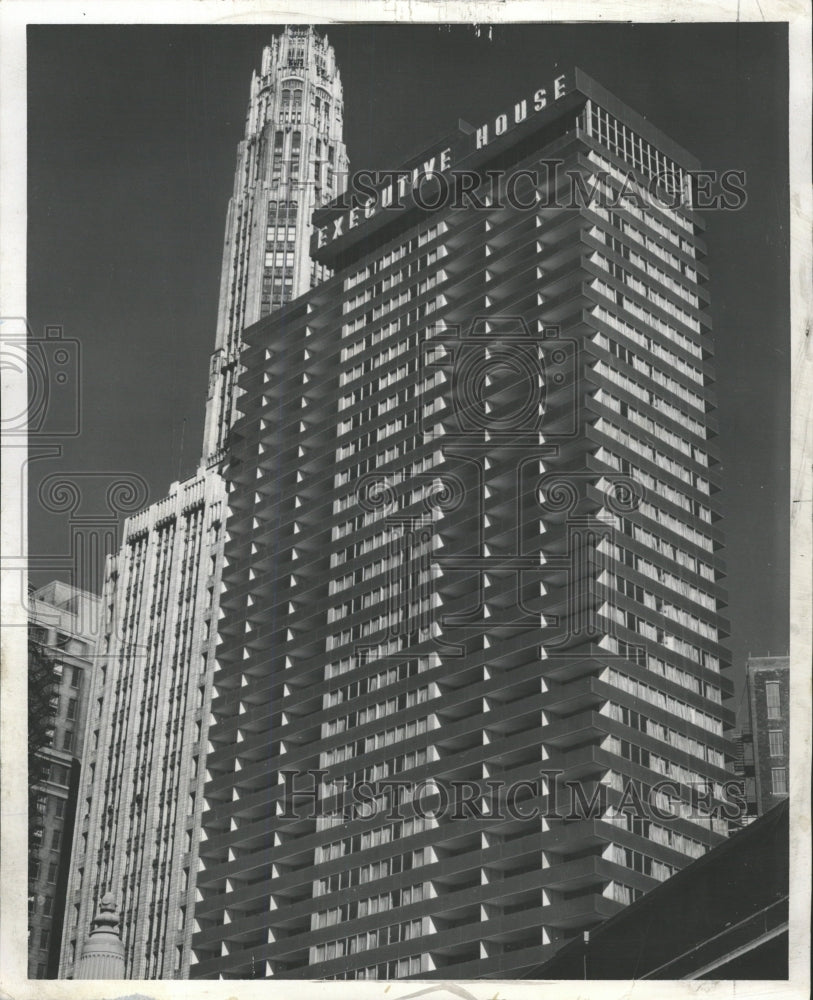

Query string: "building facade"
[[29, 581, 100, 978], [728, 726, 758, 824], [744, 656, 789, 815], [192, 69, 735, 980], [58, 470, 227, 979], [59, 27, 347, 979]]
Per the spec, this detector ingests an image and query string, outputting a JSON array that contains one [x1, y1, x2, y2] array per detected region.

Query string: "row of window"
[[601, 732, 725, 799], [645, 650, 721, 704], [591, 249, 702, 338], [600, 345, 706, 433], [611, 572, 718, 641], [603, 804, 707, 859], [594, 349, 705, 425], [596, 387, 708, 459], [592, 303, 705, 388], [603, 842, 674, 881], [595, 417, 705, 493], [585, 144, 693, 236], [344, 223, 447, 291], [598, 231, 700, 309], [343, 251, 447, 322], [30, 859, 59, 883], [602, 701, 725, 768], [311, 919, 424, 964], [589, 212, 698, 287], [585, 104, 689, 210], [603, 771, 727, 836], [324, 654, 432, 689], [601, 666, 723, 736]]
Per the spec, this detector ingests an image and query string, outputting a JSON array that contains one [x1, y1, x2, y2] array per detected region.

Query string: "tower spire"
[[201, 25, 349, 467]]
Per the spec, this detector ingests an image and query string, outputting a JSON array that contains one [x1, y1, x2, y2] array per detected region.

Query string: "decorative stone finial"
[[76, 891, 125, 979]]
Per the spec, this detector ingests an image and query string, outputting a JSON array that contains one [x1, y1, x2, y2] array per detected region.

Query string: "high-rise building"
[[192, 68, 735, 980], [59, 27, 347, 979], [58, 472, 227, 979], [28, 581, 100, 978]]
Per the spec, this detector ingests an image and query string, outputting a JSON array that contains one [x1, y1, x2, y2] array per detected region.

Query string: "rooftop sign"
[[312, 73, 571, 256]]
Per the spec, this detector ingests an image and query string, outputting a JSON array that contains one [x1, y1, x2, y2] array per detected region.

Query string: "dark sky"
[[27, 22, 790, 706]]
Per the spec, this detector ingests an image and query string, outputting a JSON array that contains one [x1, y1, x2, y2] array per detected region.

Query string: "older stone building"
[[28, 581, 100, 978]]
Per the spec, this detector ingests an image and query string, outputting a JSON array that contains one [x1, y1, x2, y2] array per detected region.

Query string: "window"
[[39, 928, 50, 950], [43, 895, 53, 916], [36, 963, 46, 978], [765, 682, 781, 719], [66, 698, 77, 721], [62, 730, 74, 752], [46, 862, 58, 884], [768, 730, 784, 757], [70, 666, 82, 688], [771, 768, 788, 795], [51, 829, 62, 850], [55, 799, 65, 819]]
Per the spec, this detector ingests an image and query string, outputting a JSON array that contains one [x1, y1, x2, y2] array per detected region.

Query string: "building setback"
[[28, 582, 100, 978], [59, 27, 348, 979], [192, 68, 735, 979]]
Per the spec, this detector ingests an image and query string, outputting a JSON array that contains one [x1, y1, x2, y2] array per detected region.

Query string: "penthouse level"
[[311, 67, 701, 270]]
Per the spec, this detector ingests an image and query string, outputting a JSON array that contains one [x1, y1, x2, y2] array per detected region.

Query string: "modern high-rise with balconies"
[[192, 68, 735, 980], [58, 26, 347, 979]]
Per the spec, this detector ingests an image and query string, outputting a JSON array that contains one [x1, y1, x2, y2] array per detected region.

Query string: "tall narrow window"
[[765, 681, 781, 719], [771, 768, 787, 795]]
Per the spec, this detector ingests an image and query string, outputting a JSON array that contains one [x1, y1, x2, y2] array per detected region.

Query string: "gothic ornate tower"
[[202, 26, 348, 466]]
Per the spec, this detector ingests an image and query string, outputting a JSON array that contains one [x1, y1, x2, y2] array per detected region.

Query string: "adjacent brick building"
[[28, 581, 100, 978], [744, 656, 790, 815]]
